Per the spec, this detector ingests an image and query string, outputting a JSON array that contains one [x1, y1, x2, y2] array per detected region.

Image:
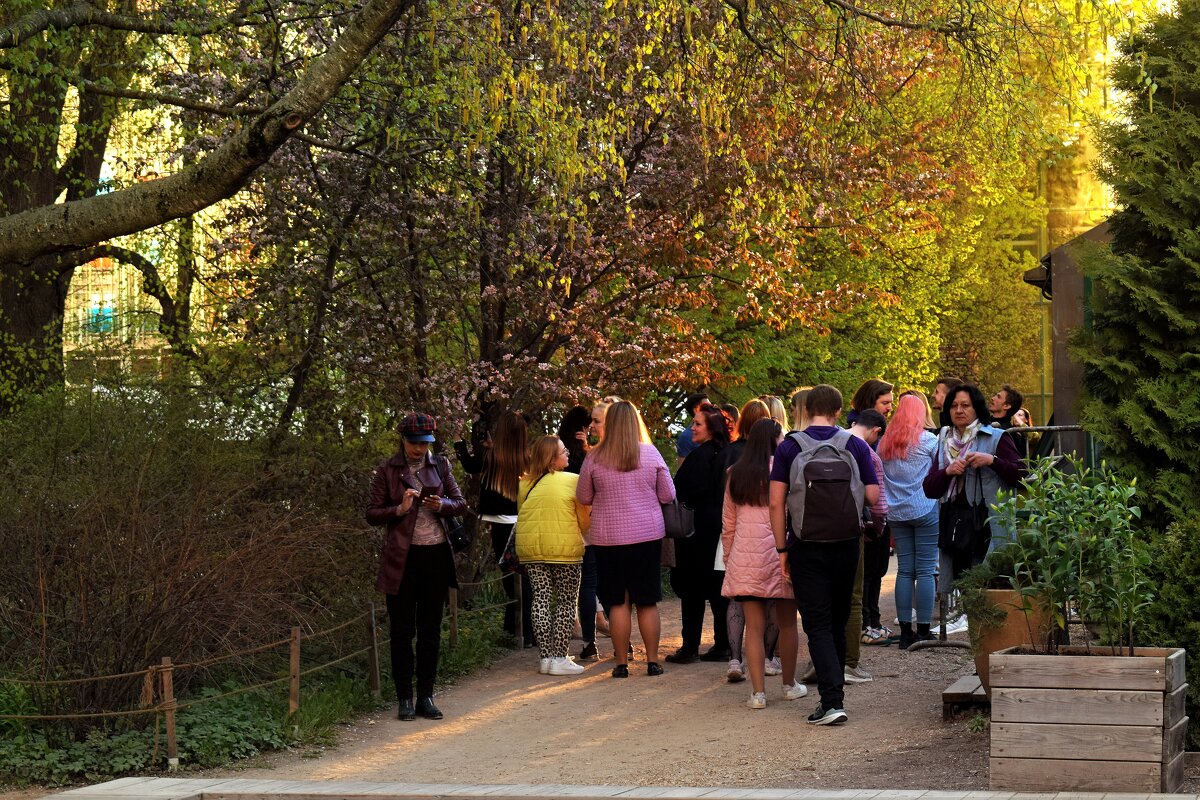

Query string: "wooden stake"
[[289, 626, 301, 716], [448, 588, 459, 649], [160, 657, 178, 771], [366, 603, 381, 700], [514, 577, 525, 649]]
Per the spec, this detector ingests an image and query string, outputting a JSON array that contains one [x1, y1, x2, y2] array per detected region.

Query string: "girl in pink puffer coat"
[[721, 418, 805, 709]]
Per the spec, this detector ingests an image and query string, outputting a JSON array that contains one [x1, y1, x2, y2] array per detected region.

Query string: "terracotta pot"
[[970, 588, 1048, 696]]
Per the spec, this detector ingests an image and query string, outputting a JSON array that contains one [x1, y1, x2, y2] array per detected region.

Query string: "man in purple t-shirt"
[[769, 384, 879, 726]]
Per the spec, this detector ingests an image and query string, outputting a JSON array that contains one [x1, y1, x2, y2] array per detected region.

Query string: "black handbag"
[[938, 470, 990, 556], [661, 499, 695, 539], [436, 457, 471, 553], [444, 516, 470, 553]]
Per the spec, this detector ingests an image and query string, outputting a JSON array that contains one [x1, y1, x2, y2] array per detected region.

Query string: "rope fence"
[[0, 569, 521, 766]]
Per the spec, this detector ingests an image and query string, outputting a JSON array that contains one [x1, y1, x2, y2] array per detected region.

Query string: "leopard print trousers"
[[524, 563, 582, 660]]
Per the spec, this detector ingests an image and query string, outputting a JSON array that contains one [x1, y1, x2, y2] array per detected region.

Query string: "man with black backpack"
[[769, 384, 880, 725]]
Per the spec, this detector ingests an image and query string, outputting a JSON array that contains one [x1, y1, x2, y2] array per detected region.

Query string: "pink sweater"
[[576, 444, 676, 546], [721, 487, 793, 600]]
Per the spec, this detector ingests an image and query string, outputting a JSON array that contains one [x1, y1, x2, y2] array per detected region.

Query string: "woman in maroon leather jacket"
[[366, 412, 466, 722]]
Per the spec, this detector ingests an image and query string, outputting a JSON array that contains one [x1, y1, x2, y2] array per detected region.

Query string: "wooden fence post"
[[289, 626, 301, 716], [366, 604, 381, 700], [160, 657, 178, 771], [448, 588, 459, 649], [514, 578, 524, 648]]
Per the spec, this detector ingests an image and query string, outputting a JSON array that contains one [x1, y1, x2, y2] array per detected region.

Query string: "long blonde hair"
[[758, 395, 788, 430], [484, 411, 528, 501], [590, 401, 651, 472]]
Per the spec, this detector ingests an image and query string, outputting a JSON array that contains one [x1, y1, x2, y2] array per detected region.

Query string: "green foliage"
[[0, 387, 377, 723], [0, 690, 290, 786], [1074, 1, 1200, 745], [954, 546, 1026, 650], [990, 456, 1152, 654], [0, 676, 388, 785], [1074, 0, 1200, 526], [967, 711, 989, 734], [1140, 518, 1200, 750]]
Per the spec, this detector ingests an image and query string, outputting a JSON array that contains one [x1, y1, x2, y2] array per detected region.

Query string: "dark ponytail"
[[727, 418, 782, 507]]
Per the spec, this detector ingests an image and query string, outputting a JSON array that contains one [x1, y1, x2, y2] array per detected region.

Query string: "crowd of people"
[[366, 377, 1035, 724]]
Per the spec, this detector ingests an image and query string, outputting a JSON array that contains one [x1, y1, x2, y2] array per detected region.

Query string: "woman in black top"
[[557, 403, 601, 659], [666, 405, 732, 663], [455, 410, 532, 645], [557, 405, 592, 475]]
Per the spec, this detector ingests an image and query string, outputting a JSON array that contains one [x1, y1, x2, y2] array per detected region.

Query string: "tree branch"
[[63, 244, 201, 359], [79, 80, 404, 159], [819, 0, 969, 36], [0, 2, 250, 49], [0, 0, 413, 263]]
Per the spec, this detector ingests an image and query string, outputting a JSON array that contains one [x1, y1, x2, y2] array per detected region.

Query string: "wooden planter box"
[[989, 645, 1187, 792]]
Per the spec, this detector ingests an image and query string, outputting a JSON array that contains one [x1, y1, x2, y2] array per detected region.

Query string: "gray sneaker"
[[844, 665, 873, 683], [799, 660, 817, 682], [807, 703, 848, 725]]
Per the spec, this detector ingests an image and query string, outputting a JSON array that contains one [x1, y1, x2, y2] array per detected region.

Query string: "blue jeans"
[[891, 509, 939, 625]]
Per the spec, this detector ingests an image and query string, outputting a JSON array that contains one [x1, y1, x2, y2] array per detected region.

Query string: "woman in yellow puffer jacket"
[[517, 436, 592, 676]]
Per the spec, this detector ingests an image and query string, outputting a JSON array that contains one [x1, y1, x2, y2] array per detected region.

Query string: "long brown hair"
[[484, 411, 528, 501], [736, 399, 770, 440], [727, 418, 781, 507], [590, 401, 651, 472], [523, 436, 562, 493]]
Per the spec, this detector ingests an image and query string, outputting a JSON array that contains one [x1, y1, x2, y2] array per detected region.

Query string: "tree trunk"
[[0, 256, 69, 407]]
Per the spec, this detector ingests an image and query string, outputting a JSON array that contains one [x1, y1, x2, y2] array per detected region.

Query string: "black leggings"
[[386, 545, 452, 700]]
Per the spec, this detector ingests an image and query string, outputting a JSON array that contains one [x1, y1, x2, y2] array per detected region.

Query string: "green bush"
[[0, 673, 389, 786], [0, 388, 377, 720], [1142, 518, 1200, 750]]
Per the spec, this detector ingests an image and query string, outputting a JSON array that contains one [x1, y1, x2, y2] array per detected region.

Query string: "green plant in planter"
[[956, 539, 1056, 658], [990, 455, 1153, 655]]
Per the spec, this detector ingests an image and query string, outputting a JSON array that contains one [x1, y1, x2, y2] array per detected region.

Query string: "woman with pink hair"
[[877, 393, 940, 650]]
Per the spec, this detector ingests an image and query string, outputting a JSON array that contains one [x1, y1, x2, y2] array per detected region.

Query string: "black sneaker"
[[611, 664, 629, 678], [664, 648, 698, 664], [807, 703, 848, 725], [578, 641, 598, 660], [699, 647, 732, 662], [647, 662, 664, 676]]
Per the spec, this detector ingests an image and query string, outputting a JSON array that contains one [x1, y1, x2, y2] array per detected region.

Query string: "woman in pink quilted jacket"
[[721, 418, 806, 709]]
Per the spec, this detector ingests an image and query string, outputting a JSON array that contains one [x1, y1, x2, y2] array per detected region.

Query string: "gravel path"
[[201, 566, 998, 789], [15, 563, 1197, 796]]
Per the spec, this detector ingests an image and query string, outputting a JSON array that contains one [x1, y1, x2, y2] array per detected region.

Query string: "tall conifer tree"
[[1076, 0, 1200, 524]]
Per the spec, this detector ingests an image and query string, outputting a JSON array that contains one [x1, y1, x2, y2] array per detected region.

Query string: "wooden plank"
[[943, 674, 983, 702], [991, 722, 1162, 762], [990, 687, 1163, 726], [1164, 647, 1186, 692], [1165, 683, 1187, 726], [1163, 715, 1188, 760], [1162, 751, 1185, 793], [989, 649, 1175, 691], [989, 757, 1161, 792]]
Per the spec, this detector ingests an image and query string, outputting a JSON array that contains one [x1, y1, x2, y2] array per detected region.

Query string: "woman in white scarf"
[[923, 384, 1026, 586]]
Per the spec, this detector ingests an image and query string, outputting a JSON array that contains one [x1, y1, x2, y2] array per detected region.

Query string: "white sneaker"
[[933, 614, 968, 635], [726, 659, 746, 682], [782, 682, 809, 701], [747, 691, 767, 709], [763, 656, 782, 676], [844, 665, 873, 683], [548, 656, 585, 675], [538, 658, 551, 674]]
